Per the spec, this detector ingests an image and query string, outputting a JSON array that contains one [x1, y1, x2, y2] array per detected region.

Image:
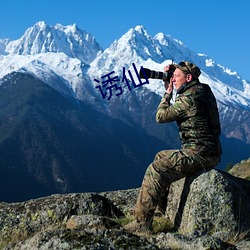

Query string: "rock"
[[4, 228, 161, 250], [65, 214, 120, 230], [229, 158, 250, 180], [0, 192, 124, 248], [156, 232, 228, 250], [1, 168, 250, 249], [101, 188, 140, 215], [165, 169, 250, 241], [235, 240, 250, 250]]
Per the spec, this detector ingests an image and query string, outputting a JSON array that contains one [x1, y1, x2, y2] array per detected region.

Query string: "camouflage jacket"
[[156, 80, 222, 157]]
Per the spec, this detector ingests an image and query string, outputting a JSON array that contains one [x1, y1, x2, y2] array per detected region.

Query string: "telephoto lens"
[[139, 65, 176, 82], [139, 67, 167, 80]]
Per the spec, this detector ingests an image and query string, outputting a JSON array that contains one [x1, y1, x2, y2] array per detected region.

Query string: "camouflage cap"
[[175, 61, 201, 79]]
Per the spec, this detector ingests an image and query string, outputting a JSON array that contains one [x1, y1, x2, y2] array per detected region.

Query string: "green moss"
[[47, 209, 56, 220], [112, 216, 134, 227], [152, 216, 174, 234], [31, 212, 39, 221]]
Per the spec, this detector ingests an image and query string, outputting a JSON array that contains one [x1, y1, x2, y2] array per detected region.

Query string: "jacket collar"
[[176, 79, 200, 95]]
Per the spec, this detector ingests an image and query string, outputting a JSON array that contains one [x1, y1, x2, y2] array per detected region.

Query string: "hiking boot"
[[124, 219, 152, 234]]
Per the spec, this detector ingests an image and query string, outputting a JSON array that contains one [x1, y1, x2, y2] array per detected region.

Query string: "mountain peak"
[[126, 25, 150, 40], [54, 23, 79, 34], [134, 25, 147, 34], [34, 21, 48, 29], [5, 22, 102, 64]]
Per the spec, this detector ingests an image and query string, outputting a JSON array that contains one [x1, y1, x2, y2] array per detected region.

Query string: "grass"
[[225, 230, 250, 245], [113, 214, 174, 235]]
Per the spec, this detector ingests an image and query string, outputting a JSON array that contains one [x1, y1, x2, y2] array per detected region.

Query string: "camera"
[[139, 64, 176, 82]]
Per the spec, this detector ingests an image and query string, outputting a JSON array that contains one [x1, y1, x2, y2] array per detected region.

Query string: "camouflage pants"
[[134, 149, 220, 223]]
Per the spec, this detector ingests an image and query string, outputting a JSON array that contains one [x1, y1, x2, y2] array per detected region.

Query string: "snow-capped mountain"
[[1, 22, 249, 110], [0, 21, 103, 102], [4, 21, 102, 64], [89, 25, 250, 110], [88, 25, 250, 152], [0, 22, 249, 166], [0, 52, 98, 101]]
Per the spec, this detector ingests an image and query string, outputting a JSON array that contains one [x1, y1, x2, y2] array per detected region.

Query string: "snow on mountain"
[[0, 39, 9, 55], [0, 22, 249, 164], [4, 21, 102, 64], [89, 25, 250, 111], [0, 52, 100, 104], [0, 22, 249, 112], [89, 25, 164, 75], [0, 22, 104, 103], [87, 25, 250, 149]]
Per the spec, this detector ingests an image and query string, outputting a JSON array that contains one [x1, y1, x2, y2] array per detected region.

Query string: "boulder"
[[156, 232, 226, 250], [165, 169, 250, 241], [0, 193, 124, 248]]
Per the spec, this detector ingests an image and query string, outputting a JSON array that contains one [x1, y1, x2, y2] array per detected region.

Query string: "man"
[[124, 61, 222, 233]]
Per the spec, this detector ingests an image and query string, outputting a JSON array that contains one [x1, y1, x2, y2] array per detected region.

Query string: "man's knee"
[[153, 150, 176, 169]]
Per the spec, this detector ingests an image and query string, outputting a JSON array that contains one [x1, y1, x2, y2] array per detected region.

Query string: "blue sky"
[[1, 0, 250, 80]]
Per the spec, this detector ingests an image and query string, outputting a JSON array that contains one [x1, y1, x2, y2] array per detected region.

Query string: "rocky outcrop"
[[229, 158, 250, 180], [1, 169, 250, 249], [165, 169, 250, 240]]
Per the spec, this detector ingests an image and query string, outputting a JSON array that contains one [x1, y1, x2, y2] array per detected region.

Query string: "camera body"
[[139, 64, 176, 82]]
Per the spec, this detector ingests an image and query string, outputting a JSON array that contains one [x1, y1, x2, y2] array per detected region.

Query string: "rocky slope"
[[1, 168, 250, 250], [0, 72, 167, 202]]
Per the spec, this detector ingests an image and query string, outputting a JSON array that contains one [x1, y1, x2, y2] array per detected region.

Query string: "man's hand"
[[163, 65, 173, 94]]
